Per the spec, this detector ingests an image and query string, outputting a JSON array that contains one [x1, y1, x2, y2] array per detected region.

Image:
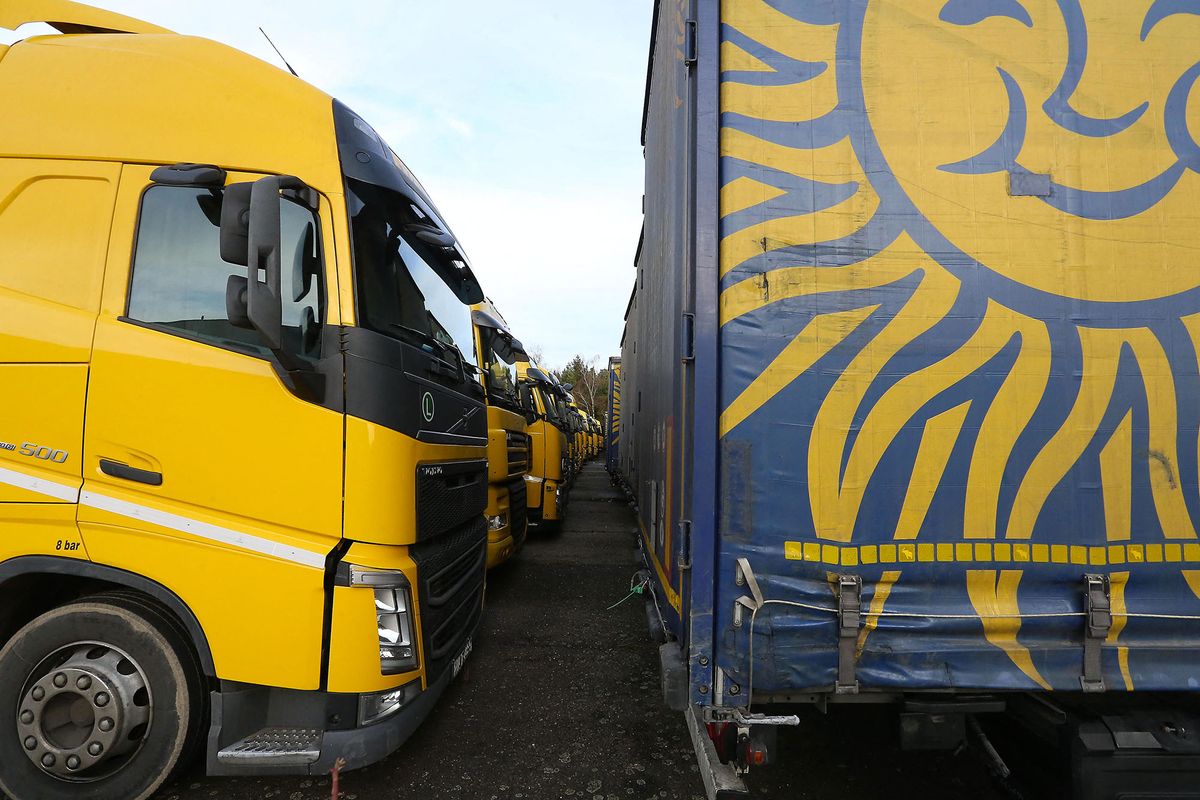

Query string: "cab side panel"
[[78, 166, 343, 691], [0, 159, 118, 558]]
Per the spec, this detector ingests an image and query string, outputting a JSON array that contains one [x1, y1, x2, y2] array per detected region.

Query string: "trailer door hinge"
[[836, 575, 862, 695], [684, 18, 697, 68], [681, 312, 695, 362], [677, 519, 692, 571], [1082, 574, 1111, 692]]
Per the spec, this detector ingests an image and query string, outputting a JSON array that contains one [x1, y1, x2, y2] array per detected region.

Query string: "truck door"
[[78, 165, 344, 688], [0, 159, 118, 559]]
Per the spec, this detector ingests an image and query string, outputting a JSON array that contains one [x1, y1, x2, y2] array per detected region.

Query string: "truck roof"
[[0, 1, 343, 193]]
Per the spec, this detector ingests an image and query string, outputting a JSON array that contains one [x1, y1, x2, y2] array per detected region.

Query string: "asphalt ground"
[[159, 462, 1013, 800]]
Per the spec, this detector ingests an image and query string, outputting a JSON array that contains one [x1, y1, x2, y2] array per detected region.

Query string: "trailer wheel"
[[0, 597, 200, 800]]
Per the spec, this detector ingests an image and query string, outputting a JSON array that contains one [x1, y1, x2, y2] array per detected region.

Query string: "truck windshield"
[[535, 387, 561, 426], [346, 177, 477, 367], [479, 327, 520, 407]]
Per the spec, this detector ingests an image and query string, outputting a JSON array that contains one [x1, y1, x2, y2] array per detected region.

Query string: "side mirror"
[[220, 175, 315, 350], [245, 176, 286, 350]]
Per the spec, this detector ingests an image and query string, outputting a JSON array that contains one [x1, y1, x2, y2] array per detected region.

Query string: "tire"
[[0, 596, 201, 800]]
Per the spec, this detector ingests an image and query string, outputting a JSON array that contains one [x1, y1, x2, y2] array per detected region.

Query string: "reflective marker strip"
[[0, 466, 326, 570], [0, 465, 80, 502], [80, 492, 328, 570]]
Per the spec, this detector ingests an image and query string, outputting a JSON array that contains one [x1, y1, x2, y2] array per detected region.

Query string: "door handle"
[[99, 459, 163, 486]]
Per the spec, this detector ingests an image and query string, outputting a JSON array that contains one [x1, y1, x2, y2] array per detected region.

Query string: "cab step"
[[216, 727, 322, 767]]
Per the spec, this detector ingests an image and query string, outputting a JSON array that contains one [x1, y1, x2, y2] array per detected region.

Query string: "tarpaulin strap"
[[1082, 574, 1111, 693], [836, 575, 862, 695], [733, 558, 763, 628]]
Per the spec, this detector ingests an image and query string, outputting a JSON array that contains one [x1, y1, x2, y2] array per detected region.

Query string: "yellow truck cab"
[[518, 363, 569, 530], [567, 401, 586, 472], [580, 413, 594, 459], [471, 300, 532, 568], [0, 4, 488, 798]]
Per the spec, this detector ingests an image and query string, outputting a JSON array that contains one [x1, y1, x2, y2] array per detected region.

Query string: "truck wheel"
[[0, 597, 199, 800]]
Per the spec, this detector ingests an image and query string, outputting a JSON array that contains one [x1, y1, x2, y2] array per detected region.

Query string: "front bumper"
[[207, 633, 475, 776], [308, 661, 456, 774], [486, 530, 516, 569]]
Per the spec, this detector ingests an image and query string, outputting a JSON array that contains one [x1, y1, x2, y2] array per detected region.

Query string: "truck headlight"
[[358, 679, 420, 726], [350, 568, 418, 674], [487, 513, 508, 531]]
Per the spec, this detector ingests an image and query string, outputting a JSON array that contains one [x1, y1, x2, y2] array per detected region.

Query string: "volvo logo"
[[421, 392, 435, 423]]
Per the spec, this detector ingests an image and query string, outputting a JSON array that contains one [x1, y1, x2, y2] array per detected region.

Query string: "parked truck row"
[[0, 3, 604, 799], [614, 1, 1200, 798]]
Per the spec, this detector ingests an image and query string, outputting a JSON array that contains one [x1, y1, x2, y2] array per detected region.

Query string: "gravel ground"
[[158, 462, 1012, 800]]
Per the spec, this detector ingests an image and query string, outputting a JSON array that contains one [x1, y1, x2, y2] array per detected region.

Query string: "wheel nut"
[[87, 742, 103, 756], [94, 692, 109, 707], [52, 673, 67, 688], [76, 675, 92, 690], [41, 753, 55, 767], [23, 736, 36, 751], [66, 755, 80, 770], [31, 686, 44, 701], [20, 710, 33, 724], [98, 717, 114, 732]]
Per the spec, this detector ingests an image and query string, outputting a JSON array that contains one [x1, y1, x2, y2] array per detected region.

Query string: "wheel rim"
[[15, 641, 153, 782]]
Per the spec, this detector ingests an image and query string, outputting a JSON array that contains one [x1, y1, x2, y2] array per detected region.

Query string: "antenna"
[[258, 27, 298, 77]]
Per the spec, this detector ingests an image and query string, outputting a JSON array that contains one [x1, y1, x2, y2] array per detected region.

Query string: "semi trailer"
[[606, 357, 621, 474], [620, 0, 1200, 797], [0, 3, 486, 798]]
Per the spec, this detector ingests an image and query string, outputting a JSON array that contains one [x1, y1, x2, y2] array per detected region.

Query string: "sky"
[[1, 1, 650, 370]]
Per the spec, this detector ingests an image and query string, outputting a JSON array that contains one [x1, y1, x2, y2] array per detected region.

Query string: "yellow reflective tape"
[[779, 541, 1200, 567]]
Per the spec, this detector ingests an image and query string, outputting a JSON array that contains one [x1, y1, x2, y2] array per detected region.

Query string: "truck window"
[[346, 177, 477, 369], [127, 185, 324, 360]]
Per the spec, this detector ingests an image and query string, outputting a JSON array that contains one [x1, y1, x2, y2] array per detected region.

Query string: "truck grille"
[[410, 515, 486, 680], [507, 476, 528, 549], [416, 460, 487, 540], [506, 431, 529, 478]]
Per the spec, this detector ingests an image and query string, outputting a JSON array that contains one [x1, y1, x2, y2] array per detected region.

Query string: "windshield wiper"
[[386, 322, 452, 356]]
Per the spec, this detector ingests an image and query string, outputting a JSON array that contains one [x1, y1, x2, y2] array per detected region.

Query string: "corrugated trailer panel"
[[712, 0, 1200, 697]]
